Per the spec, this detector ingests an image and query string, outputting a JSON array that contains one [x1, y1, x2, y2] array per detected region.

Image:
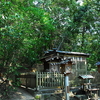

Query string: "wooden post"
[[36, 72, 39, 90], [65, 74, 70, 100], [26, 73, 28, 89]]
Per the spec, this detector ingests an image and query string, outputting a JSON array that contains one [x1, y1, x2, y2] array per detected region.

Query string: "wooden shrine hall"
[[41, 48, 90, 75]]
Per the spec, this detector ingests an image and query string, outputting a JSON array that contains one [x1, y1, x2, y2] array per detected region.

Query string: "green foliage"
[[0, 0, 55, 88]]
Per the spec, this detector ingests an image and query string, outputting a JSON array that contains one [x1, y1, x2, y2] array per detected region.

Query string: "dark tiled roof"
[[56, 50, 90, 56], [41, 49, 90, 62], [45, 48, 90, 57]]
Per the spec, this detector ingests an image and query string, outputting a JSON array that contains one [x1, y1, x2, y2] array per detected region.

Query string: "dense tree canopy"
[[0, 0, 100, 79]]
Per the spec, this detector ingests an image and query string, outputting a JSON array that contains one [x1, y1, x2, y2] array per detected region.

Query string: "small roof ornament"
[[95, 62, 100, 73], [95, 62, 100, 66]]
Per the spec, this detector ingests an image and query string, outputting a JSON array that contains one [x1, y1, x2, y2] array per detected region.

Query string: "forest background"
[[0, 0, 100, 85]]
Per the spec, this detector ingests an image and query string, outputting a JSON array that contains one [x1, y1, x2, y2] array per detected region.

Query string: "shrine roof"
[[41, 48, 90, 62], [78, 75, 95, 79], [44, 48, 90, 57]]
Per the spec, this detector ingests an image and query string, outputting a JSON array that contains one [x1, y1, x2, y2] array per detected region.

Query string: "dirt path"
[[9, 87, 34, 100], [5, 87, 100, 100]]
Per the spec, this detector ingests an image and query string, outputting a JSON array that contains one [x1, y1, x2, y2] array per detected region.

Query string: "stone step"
[[74, 95, 87, 100]]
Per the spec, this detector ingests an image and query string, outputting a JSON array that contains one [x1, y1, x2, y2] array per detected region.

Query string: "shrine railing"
[[17, 72, 64, 90], [36, 72, 64, 90]]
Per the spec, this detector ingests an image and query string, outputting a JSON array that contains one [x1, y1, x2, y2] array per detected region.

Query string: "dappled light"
[[0, 0, 100, 99]]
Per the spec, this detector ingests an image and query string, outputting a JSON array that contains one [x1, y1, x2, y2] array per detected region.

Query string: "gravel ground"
[[9, 87, 34, 100]]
